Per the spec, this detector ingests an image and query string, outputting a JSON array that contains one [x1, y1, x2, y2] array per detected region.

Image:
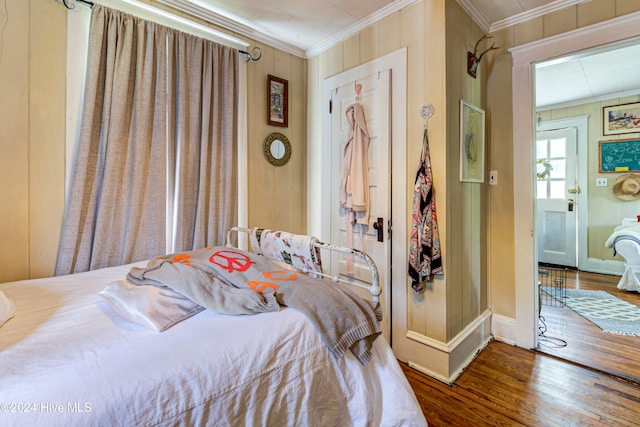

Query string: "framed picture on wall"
[[459, 100, 485, 183], [599, 138, 640, 172], [267, 74, 288, 127], [603, 102, 640, 135]]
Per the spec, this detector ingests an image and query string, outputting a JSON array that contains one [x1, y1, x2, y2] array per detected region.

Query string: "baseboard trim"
[[406, 310, 493, 384], [581, 258, 623, 276], [406, 360, 453, 385], [491, 313, 518, 345]]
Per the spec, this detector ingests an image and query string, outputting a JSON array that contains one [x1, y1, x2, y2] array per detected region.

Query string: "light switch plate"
[[596, 178, 608, 187]]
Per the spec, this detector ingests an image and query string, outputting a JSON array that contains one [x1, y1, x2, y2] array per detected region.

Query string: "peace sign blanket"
[[127, 247, 381, 365]]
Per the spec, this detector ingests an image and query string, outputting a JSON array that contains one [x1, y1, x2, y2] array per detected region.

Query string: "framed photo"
[[603, 102, 640, 136], [459, 100, 485, 183], [267, 74, 288, 127], [599, 138, 640, 172]]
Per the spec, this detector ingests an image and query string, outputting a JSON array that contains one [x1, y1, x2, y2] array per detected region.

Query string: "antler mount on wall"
[[467, 35, 499, 78]]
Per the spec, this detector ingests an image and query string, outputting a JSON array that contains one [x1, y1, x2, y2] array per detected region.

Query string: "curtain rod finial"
[[238, 46, 262, 62], [58, 0, 94, 9]]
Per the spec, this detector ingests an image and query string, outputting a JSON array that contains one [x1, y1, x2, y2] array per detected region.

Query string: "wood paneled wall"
[[0, 0, 66, 282], [245, 45, 307, 234]]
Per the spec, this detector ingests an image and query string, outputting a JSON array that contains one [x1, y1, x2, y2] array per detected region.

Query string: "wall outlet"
[[489, 170, 498, 186], [596, 177, 608, 187]]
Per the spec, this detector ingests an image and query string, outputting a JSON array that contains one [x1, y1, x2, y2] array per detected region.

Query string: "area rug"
[[541, 288, 640, 337]]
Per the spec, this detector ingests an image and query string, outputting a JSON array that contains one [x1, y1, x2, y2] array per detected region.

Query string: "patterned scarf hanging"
[[408, 129, 443, 292]]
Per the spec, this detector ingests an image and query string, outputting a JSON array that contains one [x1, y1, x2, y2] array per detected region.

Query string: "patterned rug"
[[541, 288, 640, 337]]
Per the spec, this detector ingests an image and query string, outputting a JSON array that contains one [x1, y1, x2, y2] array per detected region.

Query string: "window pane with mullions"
[[549, 137, 566, 158], [549, 180, 566, 199], [536, 139, 548, 159], [549, 158, 566, 179]]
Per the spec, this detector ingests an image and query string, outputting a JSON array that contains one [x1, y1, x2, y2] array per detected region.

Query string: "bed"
[[0, 228, 427, 426]]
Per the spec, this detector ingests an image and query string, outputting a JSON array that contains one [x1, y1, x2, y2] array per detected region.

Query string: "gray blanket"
[[127, 246, 381, 365]]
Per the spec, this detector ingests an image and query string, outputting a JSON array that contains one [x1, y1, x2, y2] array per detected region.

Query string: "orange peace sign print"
[[209, 250, 256, 273]]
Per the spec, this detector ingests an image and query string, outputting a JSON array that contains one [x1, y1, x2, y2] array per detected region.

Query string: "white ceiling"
[[536, 41, 640, 109], [158, 0, 640, 108], [158, 0, 414, 57], [187, 0, 400, 52]]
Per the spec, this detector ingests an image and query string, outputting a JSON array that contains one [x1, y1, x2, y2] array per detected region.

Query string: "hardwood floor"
[[536, 268, 640, 383], [402, 341, 640, 426]]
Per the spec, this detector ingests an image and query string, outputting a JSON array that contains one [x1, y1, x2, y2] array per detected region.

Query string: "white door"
[[536, 127, 578, 267], [328, 70, 391, 338]]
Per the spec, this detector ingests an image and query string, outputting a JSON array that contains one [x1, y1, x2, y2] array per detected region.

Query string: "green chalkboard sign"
[[599, 138, 640, 173]]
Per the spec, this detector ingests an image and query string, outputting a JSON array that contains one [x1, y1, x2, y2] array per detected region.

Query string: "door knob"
[[568, 186, 581, 194], [373, 217, 384, 242]]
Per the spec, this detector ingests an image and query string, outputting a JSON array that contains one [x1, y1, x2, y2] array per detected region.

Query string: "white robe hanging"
[[341, 103, 370, 274]]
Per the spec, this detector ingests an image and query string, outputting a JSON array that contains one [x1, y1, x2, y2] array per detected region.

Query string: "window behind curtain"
[[56, 4, 244, 274]]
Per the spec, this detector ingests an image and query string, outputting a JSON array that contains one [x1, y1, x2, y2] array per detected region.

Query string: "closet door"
[[328, 70, 391, 339]]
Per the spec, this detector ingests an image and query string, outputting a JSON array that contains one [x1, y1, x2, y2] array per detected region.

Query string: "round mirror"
[[270, 139, 286, 159], [264, 132, 291, 166]]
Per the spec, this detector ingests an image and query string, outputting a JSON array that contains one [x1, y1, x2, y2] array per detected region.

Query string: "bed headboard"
[[226, 227, 381, 302]]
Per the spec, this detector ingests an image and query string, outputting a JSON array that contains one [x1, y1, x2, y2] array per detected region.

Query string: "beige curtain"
[[56, 6, 238, 275], [168, 33, 238, 252]]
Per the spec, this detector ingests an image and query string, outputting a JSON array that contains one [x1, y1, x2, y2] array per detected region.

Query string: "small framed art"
[[460, 100, 485, 183], [267, 74, 288, 127], [603, 102, 640, 136]]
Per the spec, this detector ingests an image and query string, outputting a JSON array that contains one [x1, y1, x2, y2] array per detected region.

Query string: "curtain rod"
[[61, 0, 94, 8], [55, 0, 249, 50]]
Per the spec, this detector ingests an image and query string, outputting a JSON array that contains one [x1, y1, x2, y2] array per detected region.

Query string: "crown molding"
[[456, 0, 490, 33], [457, 0, 588, 34], [305, 0, 417, 58], [490, 0, 587, 33]]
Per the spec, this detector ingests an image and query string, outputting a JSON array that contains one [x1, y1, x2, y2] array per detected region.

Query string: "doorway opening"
[[532, 41, 640, 382]]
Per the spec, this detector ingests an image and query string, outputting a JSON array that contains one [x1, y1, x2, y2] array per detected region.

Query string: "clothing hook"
[[420, 104, 435, 129]]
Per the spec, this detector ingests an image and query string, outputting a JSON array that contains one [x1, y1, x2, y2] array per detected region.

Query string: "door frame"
[[321, 48, 407, 344], [510, 13, 640, 349]]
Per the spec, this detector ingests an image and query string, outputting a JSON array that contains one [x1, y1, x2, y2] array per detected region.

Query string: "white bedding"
[[0, 263, 427, 426]]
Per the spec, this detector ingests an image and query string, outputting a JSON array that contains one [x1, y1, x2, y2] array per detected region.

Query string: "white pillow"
[[0, 290, 16, 327], [100, 280, 204, 332]]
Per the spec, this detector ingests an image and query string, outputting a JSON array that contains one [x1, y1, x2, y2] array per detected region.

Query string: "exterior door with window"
[[536, 127, 578, 267]]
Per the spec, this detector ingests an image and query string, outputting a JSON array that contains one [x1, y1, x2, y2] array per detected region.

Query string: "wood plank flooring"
[[402, 341, 640, 426], [536, 269, 640, 383]]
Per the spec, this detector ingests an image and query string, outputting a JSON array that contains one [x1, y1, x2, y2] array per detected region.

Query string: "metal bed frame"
[[226, 227, 381, 302]]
